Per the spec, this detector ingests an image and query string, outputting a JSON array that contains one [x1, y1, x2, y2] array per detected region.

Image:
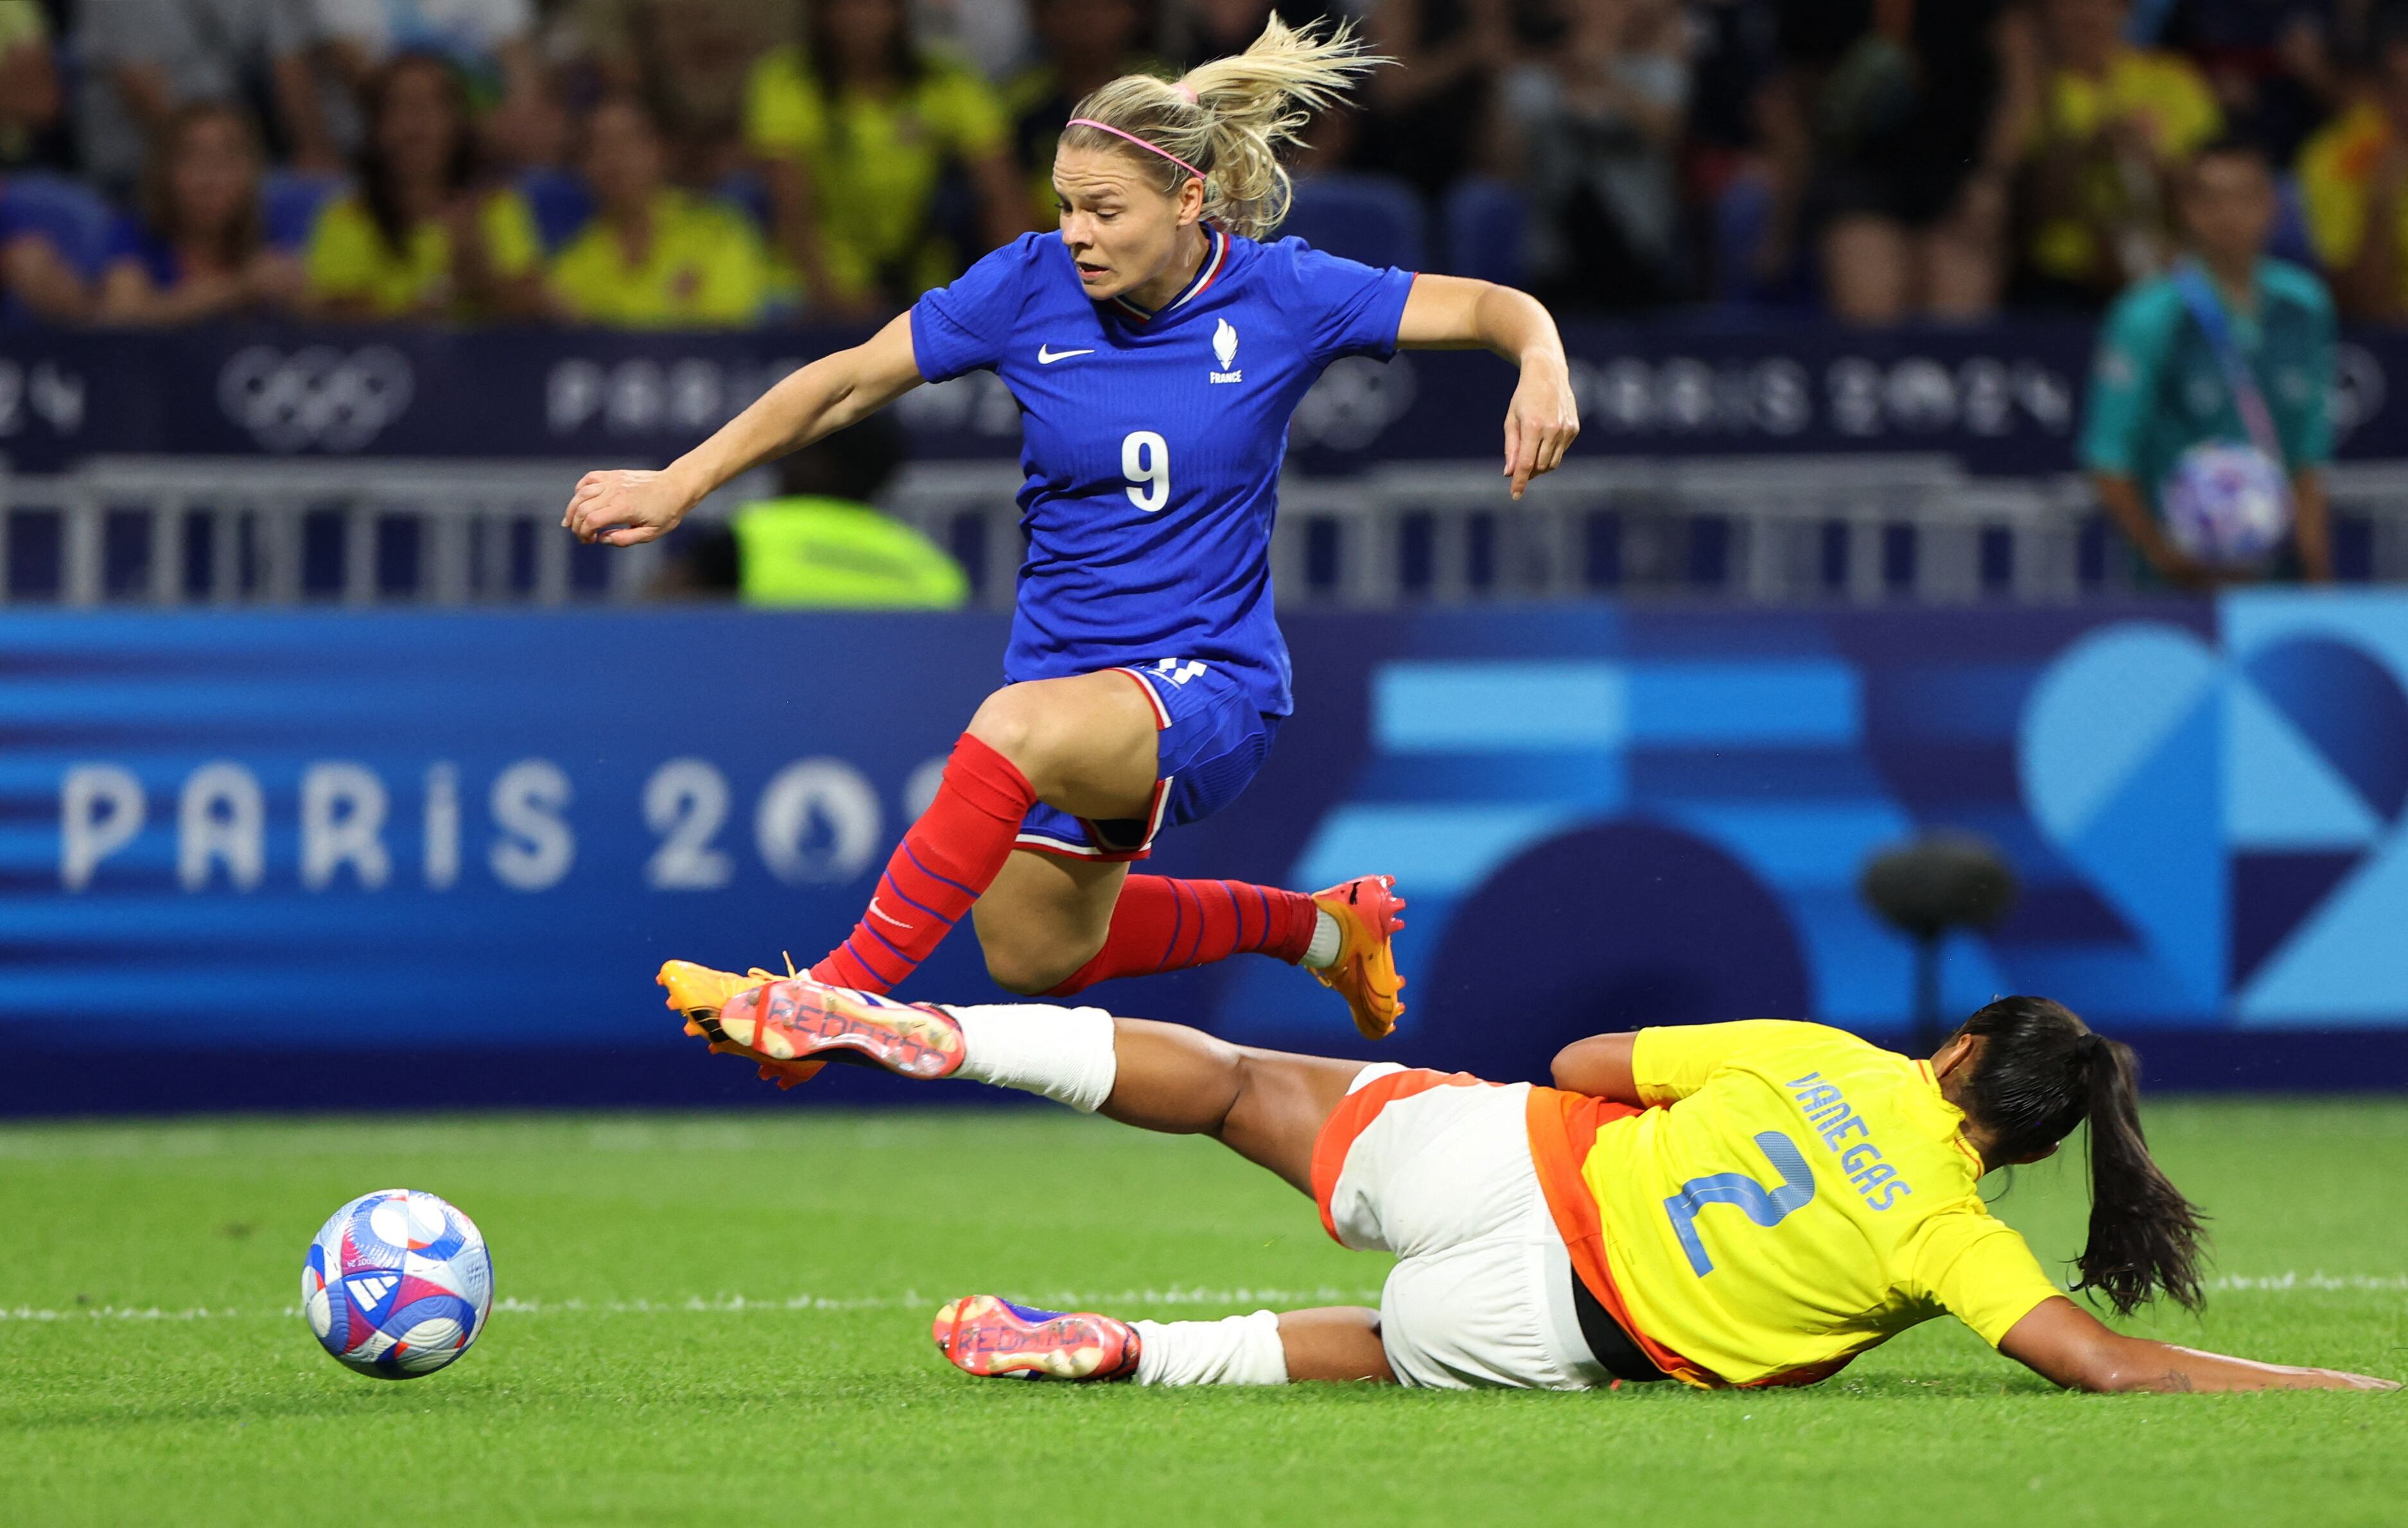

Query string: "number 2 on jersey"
[[1663, 1131, 1817, 1276], [1122, 430, 1169, 513]]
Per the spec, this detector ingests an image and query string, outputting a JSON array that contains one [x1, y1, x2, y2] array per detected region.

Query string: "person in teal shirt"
[[2080, 135, 2335, 587]]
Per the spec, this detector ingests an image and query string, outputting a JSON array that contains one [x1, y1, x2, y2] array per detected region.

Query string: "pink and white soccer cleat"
[[706, 976, 968, 1080], [931, 1296, 1142, 1382]]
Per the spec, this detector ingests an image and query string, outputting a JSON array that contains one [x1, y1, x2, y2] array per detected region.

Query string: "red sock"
[[1045, 876, 1320, 997], [811, 733, 1036, 993]]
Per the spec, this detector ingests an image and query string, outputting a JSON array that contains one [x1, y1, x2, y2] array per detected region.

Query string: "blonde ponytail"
[[1058, 16, 1388, 239]]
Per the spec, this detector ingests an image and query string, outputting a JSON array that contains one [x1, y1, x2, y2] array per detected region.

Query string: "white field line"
[[2206, 1272, 2408, 1292], [7, 1272, 2401, 1326], [0, 1285, 1388, 1324]]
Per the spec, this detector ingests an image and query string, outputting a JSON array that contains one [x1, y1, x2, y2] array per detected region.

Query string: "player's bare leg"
[[975, 849, 1406, 1036], [803, 668, 1394, 1025], [965, 670, 1160, 819], [972, 851, 1126, 994], [670, 973, 1394, 1383], [684, 982, 1358, 1189], [950, 1017, 1393, 1383], [805, 671, 1155, 994], [925, 1013, 1393, 1384], [1098, 1016, 1361, 1192], [929, 1012, 1393, 1384]]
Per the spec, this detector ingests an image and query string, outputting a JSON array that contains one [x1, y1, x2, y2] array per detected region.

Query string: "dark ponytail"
[[1953, 997, 2206, 1316]]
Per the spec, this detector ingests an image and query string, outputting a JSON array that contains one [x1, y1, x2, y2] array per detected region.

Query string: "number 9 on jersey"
[[1122, 431, 1170, 514]]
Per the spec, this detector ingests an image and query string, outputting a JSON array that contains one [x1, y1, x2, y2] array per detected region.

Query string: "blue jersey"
[[910, 228, 1416, 717]]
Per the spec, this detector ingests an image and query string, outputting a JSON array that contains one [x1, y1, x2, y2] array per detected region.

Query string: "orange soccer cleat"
[[932, 1296, 1142, 1382], [658, 959, 826, 1090], [1311, 874, 1408, 1040]]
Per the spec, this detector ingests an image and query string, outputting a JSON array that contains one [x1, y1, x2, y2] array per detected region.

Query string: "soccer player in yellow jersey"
[[661, 964, 2395, 1393]]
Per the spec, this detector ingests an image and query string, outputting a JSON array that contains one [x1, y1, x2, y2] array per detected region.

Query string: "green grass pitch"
[[3, 1100, 2404, 1527]]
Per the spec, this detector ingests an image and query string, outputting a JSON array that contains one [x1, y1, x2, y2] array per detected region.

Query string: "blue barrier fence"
[[8, 593, 2408, 1115], [0, 317, 2398, 476]]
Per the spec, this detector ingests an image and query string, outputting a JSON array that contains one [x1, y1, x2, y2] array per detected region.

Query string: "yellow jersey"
[[2025, 49, 2221, 284], [304, 190, 542, 319], [2301, 101, 2408, 306], [1527, 1021, 2063, 1388], [550, 190, 769, 329], [744, 46, 1008, 303]]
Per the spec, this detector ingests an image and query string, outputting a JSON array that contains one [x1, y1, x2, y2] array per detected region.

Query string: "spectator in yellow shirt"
[[303, 53, 546, 321], [2021, 0, 2222, 306], [2299, 33, 2408, 321], [550, 93, 769, 328], [745, 0, 1022, 315]]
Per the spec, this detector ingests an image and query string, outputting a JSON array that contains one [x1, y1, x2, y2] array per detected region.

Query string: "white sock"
[[941, 1003, 1119, 1113], [1302, 908, 1343, 969], [1131, 1310, 1289, 1385]]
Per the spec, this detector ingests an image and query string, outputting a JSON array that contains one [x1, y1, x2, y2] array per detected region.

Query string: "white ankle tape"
[[943, 1003, 1119, 1113], [1131, 1310, 1289, 1386]]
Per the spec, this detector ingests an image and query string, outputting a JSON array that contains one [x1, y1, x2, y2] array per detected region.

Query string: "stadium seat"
[[2271, 173, 2318, 271], [262, 170, 346, 251], [1711, 168, 1816, 310], [1440, 176, 1526, 285], [0, 173, 116, 276], [1282, 172, 1427, 271], [1711, 169, 1771, 302], [520, 168, 594, 252], [714, 168, 774, 236]]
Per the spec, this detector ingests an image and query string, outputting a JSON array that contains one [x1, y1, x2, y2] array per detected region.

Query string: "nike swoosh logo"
[[869, 898, 912, 929], [1037, 346, 1095, 365]]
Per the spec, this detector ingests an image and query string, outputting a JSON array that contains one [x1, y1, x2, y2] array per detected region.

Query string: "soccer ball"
[[2162, 442, 2292, 567], [301, 1189, 494, 1379]]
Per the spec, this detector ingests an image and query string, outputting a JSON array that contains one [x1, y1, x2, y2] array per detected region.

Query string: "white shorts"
[[1313, 1064, 1610, 1391]]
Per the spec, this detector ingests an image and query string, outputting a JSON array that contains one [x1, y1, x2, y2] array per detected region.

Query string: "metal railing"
[[5, 454, 2405, 608]]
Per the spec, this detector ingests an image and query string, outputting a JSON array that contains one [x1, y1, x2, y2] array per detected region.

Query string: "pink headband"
[[1065, 117, 1204, 182]]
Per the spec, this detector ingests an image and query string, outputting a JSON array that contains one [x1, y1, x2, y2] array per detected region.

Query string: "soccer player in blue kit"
[[564, 18, 1580, 1082]]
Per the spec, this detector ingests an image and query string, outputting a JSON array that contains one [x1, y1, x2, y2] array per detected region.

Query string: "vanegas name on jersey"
[[1788, 1072, 1915, 1210]]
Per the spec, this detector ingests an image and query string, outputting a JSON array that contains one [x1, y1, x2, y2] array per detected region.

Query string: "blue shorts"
[[1016, 659, 1280, 863]]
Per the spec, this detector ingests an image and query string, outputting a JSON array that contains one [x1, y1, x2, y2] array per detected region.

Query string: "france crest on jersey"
[[909, 227, 1415, 718]]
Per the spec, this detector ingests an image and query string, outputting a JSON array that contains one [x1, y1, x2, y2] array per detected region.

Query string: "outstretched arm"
[[1551, 1021, 1811, 1104], [2000, 1296, 2395, 1393], [1396, 273, 1578, 499], [1549, 1032, 1643, 1104], [563, 313, 923, 546]]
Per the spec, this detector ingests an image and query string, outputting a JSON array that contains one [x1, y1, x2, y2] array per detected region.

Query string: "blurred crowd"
[[6, 0, 2408, 327]]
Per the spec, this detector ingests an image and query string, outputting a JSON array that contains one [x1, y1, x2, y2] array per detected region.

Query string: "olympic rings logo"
[[217, 345, 415, 453]]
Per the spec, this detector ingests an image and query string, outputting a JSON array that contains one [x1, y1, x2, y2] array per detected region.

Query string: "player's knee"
[[966, 687, 1061, 780], [984, 959, 1060, 997], [980, 934, 1085, 996], [1220, 1046, 1277, 1127], [966, 686, 1034, 757]]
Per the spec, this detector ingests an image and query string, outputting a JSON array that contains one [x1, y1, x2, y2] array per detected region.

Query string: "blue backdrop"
[[9, 593, 2408, 1114]]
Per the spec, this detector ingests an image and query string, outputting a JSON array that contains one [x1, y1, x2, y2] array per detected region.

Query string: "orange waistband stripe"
[[1524, 1086, 1711, 1387]]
